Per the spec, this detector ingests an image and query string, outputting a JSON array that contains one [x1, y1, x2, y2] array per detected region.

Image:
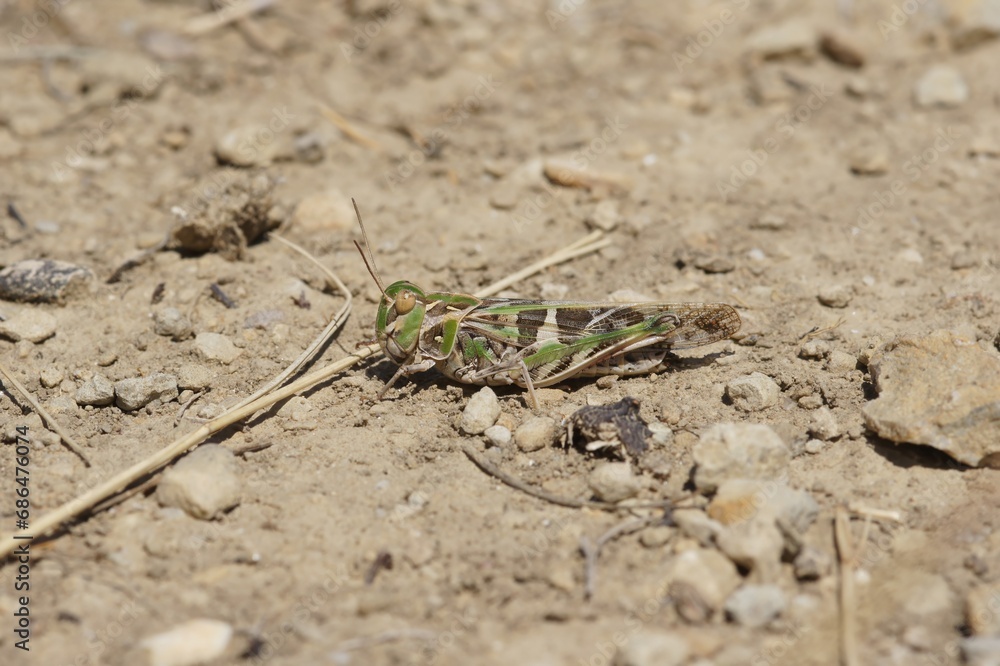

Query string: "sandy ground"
[[1, 1, 1000, 665]]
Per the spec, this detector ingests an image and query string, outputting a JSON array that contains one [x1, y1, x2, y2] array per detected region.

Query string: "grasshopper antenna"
[[352, 198, 392, 301]]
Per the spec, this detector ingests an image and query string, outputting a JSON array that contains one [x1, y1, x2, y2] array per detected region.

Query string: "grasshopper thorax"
[[376, 280, 428, 364]]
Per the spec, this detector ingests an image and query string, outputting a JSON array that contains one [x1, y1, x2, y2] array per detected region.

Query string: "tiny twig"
[[0, 362, 90, 467], [319, 104, 382, 151], [209, 283, 237, 308], [835, 506, 859, 666]]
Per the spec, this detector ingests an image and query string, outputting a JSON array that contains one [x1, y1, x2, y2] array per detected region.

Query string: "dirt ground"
[[1, 1, 1000, 665]]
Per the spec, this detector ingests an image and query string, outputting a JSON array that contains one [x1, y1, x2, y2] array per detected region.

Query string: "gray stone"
[[725, 585, 786, 628], [75, 374, 115, 407], [692, 423, 791, 492], [663, 548, 741, 616], [0, 259, 93, 303], [153, 307, 193, 340], [798, 339, 830, 359], [156, 445, 240, 519], [140, 618, 233, 666], [817, 284, 852, 308], [808, 407, 841, 440], [460, 387, 500, 435], [794, 546, 832, 580], [864, 331, 1000, 467], [614, 631, 690, 666], [914, 65, 969, 108], [215, 125, 279, 166], [0, 310, 57, 343], [115, 373, 179, 411], [288, 189, 357, 233], [514, 416, 558, 452], [483, 424, 511, 447], [962, 636, 1000, 666], [725, 373, 781, 411], [672, 509, 723, 547], [194, 332, 242, 364], [588, 463, 642, 503], [716, 519, 785, 583]]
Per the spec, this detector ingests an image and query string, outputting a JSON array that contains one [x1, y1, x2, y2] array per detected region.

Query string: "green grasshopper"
[[353, 203, 741, 410]]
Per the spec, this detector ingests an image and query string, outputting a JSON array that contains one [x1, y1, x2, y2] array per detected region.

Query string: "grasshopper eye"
[[395, 290, 416, 314]]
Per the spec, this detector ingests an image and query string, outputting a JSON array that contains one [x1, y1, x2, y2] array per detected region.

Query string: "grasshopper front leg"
[[377, 358, 436, 400]]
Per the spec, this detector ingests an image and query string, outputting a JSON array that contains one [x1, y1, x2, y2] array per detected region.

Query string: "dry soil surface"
[[1, 1, 1000, 665]]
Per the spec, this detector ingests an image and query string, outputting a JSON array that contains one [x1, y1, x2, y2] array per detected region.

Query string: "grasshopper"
[[353, 202, 741, 410]]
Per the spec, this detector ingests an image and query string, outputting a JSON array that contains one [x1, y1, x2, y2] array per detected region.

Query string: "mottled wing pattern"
[[460, 300, 740, 385], [464, 300, 740, 349]]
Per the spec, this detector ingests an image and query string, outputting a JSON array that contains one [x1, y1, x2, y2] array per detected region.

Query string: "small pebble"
[[177, 364, 214, 391], [587, 200, 620, 232], [804, 438, 827, 454], [156, 444, 241, 519], [672, 509, 723, 547], [460, 387, 501, 435], [897, 248, 924, 264], [596, 375, 617, 389], [798, 395, 824, 410], [153, 307, 193, 340], [0, 310, 57, 343], [817, 284, 852, 308], [514, 416, 558, 452], [639, 525, 676, 549], [588, 462, 642, 503], [798, 339, 830, 359], [75, 373, 115, 407], [794, 545, 832, 580], [808, 407, 841, 440], [747, 20, 815, 59], [214, 125, 279, 166], [0, 259, 93, 303], [725, 372, 781, 412], [725, 584, 786, 628], [914, 65, 969, 108], [39, 366, 64, 388], [289, 189, 356, 233], [483, 424, 511, 447], [114, 373, 179, 411], [195, 332, 242, 364], [819, 29, 865, 68], [693, 256, 735, 274], [614, 631, 690, 666], [693, 423, 791, 493], [141, 618, 233, 666], [825, 350, 857, 372], [664, 548, 741, 615]]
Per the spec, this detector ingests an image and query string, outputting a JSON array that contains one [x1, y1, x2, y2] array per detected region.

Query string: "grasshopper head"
[[376, 280, 428, 364]]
